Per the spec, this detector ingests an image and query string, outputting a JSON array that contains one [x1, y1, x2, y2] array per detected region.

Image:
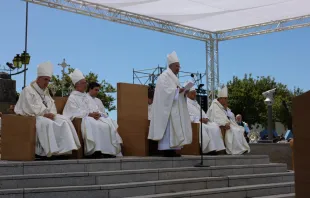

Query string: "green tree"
[[49, 68, 116, 111], [227, 74, 303, 128]]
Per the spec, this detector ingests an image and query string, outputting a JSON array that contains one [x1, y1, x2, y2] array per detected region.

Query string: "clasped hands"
[[200, 118, 209, 124], [43, 113, 55, 120], [178, 87, 189, 95], [89, 112, 101, 120]]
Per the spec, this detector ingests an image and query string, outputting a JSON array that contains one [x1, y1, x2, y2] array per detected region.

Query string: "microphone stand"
[[194, 84, 209, 167]]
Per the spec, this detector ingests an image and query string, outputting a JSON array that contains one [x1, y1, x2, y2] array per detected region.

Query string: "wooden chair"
[[1, 97, 84, 161], [180, 123, 200, 155]]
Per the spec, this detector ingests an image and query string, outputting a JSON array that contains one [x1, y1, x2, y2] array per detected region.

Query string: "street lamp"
[[262, 88, 276, 142], [13, 54, 22, 68], [21, 51, 30, 65], [13, 51, 31, 69]]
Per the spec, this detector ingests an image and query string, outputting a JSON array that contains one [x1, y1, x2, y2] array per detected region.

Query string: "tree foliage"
[[49, 68, 116, 111], [227, 74, 303, 128]]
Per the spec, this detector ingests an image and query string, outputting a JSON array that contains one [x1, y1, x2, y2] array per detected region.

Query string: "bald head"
[[236, 114, 242, 123]]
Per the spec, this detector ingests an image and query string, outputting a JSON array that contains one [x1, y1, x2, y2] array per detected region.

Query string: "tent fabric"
[[83, 0, 310, 32]]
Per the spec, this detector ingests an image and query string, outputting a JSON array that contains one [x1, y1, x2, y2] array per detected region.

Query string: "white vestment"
[[148, 104, 152, 120], [148, 68, 192, 150], [63, 91, 122, 156], [206, 99, 250, 155], [14, 82, 81, 157], [187, 98, 225, 153]]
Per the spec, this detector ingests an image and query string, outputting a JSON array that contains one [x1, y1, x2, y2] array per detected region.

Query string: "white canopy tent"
[[25, 0, 310, 104]]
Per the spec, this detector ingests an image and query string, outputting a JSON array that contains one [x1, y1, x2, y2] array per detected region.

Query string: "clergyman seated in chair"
[[63, 69, 123, 158], [186, 83, 226, 155], [14, 61, 81, 159], [206, 86, 250, 155], [86, 81, 123, 157]]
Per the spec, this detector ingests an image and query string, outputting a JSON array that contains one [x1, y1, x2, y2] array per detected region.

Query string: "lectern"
[[117, 83, 149, 156], [292, 90, 310, 198]]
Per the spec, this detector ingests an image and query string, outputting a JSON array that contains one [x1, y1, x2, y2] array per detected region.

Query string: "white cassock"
[[63, 91, 122, 156], [187, 98, 225, 153], [148, 68, 192, 150], [14, 82, 81, 157], [206, 99, 250, 155], [148, 104, 152, 120], [86, 93, 123, 156]]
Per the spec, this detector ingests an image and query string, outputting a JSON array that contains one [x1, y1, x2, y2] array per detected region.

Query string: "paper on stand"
[[183, 81, 194, 91]]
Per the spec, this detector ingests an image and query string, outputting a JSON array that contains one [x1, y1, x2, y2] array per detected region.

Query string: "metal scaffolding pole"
[[206, 36, 219, 107]]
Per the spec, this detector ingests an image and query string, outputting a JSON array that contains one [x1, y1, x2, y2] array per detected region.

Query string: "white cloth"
[[187, 98, 225, 153], [69, 69, 85, 85], [14, 82, 81, 157], [206, 99, 250, 155], [167, 51, 179, 66], [218, 86, 228, 98], [37, 61, 53, 77], [148, 104, 152, 120], [148, 68, 192, 150], [63, 91, 122, 156], [227, 108, 236, 122]]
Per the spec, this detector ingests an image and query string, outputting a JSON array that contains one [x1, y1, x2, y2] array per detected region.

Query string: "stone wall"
[[0, 75, 17, 113], [249, 143, 293, 170]]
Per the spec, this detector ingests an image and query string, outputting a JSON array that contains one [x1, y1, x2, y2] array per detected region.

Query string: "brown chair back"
[[53, 97, 68, 114]]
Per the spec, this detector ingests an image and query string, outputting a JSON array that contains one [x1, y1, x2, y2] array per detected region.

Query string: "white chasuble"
[[14, 82, 81, 157], [63, 91, 122, 156], [206, 99, 250, 155], [187, 98, 225, 153], [148, 68, 192, 150]]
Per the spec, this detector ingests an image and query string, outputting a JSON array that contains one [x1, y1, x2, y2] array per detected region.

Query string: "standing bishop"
[[206, 86, 250, 155], [63, 69, 122, 158], [14, 61, 81, 158], [148, 51, 192, 157], [186, 85, 226, 155]]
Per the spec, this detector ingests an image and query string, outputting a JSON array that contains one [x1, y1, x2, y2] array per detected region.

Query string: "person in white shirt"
[[186, 84, 226, 155], [14, 61, 81, 158], [87, 81, 123, 156], [206, 86, 250, 155], [148, 87, 154, 121], [63, 70, 122, 158], [148, 51, 192, 157]]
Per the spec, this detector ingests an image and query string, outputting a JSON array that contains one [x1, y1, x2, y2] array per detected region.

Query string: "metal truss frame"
[[25, 0, 310, 106], [206, 36, 220, 107], [133, 66, 206, 88], [217, 15, 310, 41], [25, 0, 212, 41]]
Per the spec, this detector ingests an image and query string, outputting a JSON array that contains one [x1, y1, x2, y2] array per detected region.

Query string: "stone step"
[[0, 181, 294, 198], [0, 155, 269, 176], [253, 193, 295, 198], [0, 163, 287, 189], [128, 182, 295, 198]]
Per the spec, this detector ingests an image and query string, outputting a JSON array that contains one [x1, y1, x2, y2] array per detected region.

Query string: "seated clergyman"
[[63, 69, 123, 158], [206, 86, 250, 155], [14, 61, 81, 158], [186, 84, 226, 155]]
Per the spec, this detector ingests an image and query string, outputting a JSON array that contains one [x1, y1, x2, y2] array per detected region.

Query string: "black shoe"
[[163, 150, 181, 157], [102, 154, 116, 158]]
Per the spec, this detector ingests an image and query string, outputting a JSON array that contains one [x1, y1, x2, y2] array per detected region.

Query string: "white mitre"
[[218, 86, 228, 98], [69, 69, 85, 85], [167, 51, 179, 66], [37, 61, 53, 77], [183, 81, 195, 91]]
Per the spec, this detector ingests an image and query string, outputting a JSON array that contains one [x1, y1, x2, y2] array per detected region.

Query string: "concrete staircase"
[[0, 155, 294, 198]]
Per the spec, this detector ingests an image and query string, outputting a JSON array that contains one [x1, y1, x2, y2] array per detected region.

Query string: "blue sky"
[[1, 1, 309, 119]]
